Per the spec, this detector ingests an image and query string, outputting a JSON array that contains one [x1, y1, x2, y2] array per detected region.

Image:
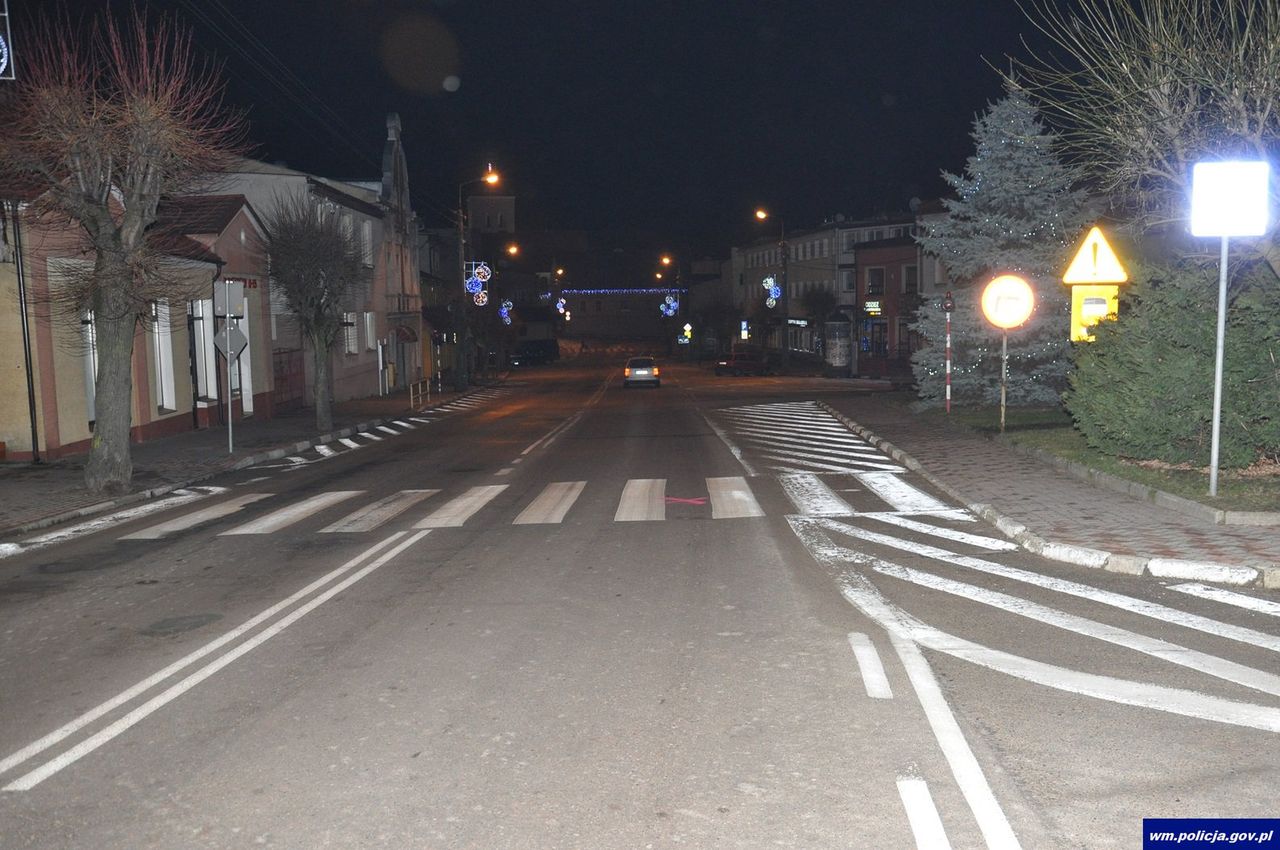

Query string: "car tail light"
[[624, 368, 631, 377], [652, 367, 660, 376]]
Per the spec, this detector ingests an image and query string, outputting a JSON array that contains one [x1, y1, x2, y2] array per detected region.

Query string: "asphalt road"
[[0, 357, 1277, 849]]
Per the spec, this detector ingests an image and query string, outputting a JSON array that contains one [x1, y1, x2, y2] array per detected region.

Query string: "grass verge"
[[916, 403, 1278, 513]]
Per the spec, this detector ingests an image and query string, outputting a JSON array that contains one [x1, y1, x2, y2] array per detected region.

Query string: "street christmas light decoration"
[[499, 300, 513, 325], [465, 276, 483, 294], [560, 287, 686, 296], [556, 297, 567, 314], [473, 291, 488, 306], [660, 295, 679, 317]]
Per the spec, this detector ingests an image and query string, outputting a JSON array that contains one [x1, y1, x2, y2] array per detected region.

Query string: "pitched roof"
[[156, 194, 254, 236]]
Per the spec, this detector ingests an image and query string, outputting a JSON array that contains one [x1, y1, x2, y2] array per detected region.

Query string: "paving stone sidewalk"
[[0, 385, 475, 538], [826, 395, 1280, 588]]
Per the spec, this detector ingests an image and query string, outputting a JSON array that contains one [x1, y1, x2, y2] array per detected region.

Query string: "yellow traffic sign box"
[[1063, 226, 1127, 341]]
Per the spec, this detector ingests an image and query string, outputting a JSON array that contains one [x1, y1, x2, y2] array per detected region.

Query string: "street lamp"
[[454, 163, 500, 391], [754, 207, 790, 369], [1190, 159, 1271, 497]]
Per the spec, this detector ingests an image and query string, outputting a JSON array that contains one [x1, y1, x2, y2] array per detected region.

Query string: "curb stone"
[[0, 386, 497, 541], [816, 401, 1272, 590]]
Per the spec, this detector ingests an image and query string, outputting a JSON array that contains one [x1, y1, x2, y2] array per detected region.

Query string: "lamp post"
[[1189, 160, 1271, 497], [754, 208, 790, 370], [454, 164, 500, 391]]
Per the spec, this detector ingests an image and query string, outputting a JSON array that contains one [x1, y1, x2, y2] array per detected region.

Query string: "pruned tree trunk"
[[311, 335, 334, 433], [84, 260, 136, 494]]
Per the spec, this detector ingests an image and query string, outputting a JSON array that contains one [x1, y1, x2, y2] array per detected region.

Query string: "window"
[[150, 300, 176, 412], [841, 270, 855, 292], [344, 311, 359, 354], [361, 220, 373, 267], [867, 267, 886, 295], [903, 265, 919, 295], [190, 299, 218, 400], [364, 312, 377, 350]]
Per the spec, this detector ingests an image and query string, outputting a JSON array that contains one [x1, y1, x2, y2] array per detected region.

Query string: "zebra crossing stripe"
[[760, 452, 903, 474], [376, 425, 400, 436], [409, 417, 434, 424], [120, 494, 274, 540], [513, 481, 587, 525], [779, 473, 853, 516], [392, 420, 414, 429], [339, 438, 362, 449], [315, 445, 337, 458], [358, 431, 383, 441], [220, 491, 363, 536], [757, 444, 892, 468], [866, 514, 1013, 549], [1170, 583, 1280, 617], [730, 427, 873, 450], [414, 485, 508, 528], [320, 490, 439, 533], [707, 476, 764, 519], [614, 479, 666, 522], [855, 471, 952, 512]]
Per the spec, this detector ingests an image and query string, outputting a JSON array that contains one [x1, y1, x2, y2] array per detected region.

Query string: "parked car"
[[714, 354, 767, 376], [622, 356, 660, 388]]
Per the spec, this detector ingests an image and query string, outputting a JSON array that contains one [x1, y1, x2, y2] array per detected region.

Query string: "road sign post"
[[212, 279, 249, 454]]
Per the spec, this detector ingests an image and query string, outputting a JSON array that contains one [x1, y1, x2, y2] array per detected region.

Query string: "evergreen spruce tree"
[[911, 82, 1092, 407]]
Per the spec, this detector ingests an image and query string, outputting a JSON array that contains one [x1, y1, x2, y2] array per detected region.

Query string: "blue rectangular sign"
[[1144, 819, 1280, 849]]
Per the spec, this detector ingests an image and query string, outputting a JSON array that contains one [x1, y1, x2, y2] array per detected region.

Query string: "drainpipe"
[[9, 200, 40, 463]]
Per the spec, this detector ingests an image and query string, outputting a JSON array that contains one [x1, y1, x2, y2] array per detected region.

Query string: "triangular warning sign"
[[1063, 226, 1128, 284]]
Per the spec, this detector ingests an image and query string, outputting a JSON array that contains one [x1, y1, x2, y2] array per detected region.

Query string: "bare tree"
[[1011, 0, 1280, 271], [262, 193, 369, 433], [0, 8, 243, 493]]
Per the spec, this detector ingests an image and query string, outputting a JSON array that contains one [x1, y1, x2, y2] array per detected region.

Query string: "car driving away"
[[714, 353, 767, 376], [622, 356, 660, 388]]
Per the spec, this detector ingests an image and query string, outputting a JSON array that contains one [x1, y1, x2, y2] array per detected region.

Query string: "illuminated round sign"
[[980, 274, 1035, 329]]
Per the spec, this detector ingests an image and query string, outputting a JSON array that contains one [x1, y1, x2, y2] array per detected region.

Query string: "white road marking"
[[358, 431, 383, 441], [804, 516, 1280, 654], [376, 425, 400, 435], [788, 516, 1280, 734], [707, 476, 764, 519], [874, 561, 1280, 697], [761, 452, 904, 474], [120, 494, 274, 540], [520, 412, 584, 457], [730, 427, 879, 453], [314, 444, 337, 457], [285, 456, 306, 465], [757, 444, 893, 468], [495, 467, 514, 476], [513, 481, 587, 525], [0, 532, 409, 785], [392, 420, 414, 428], [339, 438, 362, 449], [896, 777, 953, 850], [3, 531, 430, 792], [409, 417, 434, 423], [847, 632, 894, 699], [414, 485, 508, 528], [725, 415, 860, 436], [780, 473, 854, 515], [855, 472, 952, 512], [891, 633, 1021, 849], [702, 412, 758, 477], [1170, 583, 1280, 617], [865, 514, 1015, 550], [614, 478, 667, 522], [320, 490, 438, 533], [219, 491, 362, 535], [0, 488, 223, 559]]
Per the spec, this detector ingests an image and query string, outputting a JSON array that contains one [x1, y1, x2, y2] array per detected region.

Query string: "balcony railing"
[[385, 292, 421, 315]]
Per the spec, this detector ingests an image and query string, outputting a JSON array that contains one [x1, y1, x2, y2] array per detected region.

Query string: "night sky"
[[49, 1, 1045, 248]]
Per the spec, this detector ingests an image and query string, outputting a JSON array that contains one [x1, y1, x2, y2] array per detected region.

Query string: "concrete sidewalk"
[[823, 395, 1280, 590], [0, 383, 483, 538]]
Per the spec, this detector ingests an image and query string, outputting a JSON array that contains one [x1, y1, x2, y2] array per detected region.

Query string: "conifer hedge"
[[1065, 261, 1280, 469]]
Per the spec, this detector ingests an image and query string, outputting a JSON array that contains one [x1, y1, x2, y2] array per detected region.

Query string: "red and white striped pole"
[[943, 291, 954, 414]]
